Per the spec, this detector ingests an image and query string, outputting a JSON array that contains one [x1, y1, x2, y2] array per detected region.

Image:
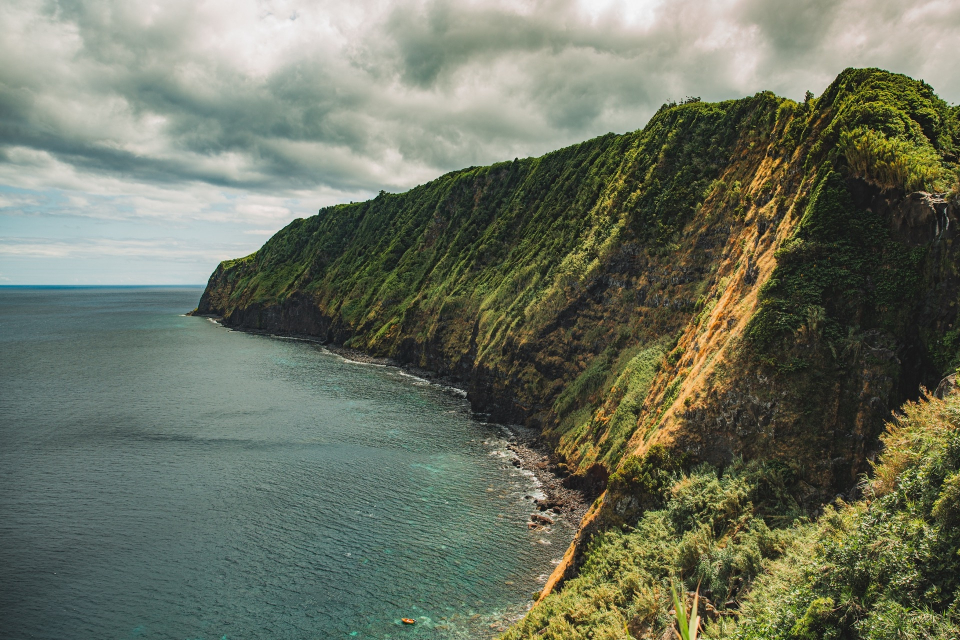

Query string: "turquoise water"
[[0, 287, 570, 639]]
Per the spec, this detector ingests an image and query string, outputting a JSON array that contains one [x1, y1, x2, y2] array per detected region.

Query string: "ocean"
[[0, 287, 570, 639]]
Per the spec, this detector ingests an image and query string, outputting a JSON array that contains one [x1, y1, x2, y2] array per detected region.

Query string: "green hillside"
[[195, 68, 960, 638], [504, 389, 960, 639]]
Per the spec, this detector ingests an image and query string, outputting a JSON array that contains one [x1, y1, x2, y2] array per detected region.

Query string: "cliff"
[[195, 68, 960, 637]]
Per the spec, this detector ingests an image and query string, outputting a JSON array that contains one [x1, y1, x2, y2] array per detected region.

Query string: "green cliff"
[[196, 68, 960, 638]]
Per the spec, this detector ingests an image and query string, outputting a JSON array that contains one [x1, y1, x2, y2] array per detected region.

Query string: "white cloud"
[[0, 237, 242, 263], [1, 0, 957, 283], [5, 0, 956, 200]]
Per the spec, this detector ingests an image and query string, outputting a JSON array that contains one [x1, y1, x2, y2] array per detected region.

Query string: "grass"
[[841, 127, 956, 192], [554, 338, 672, 470], [503, 391, 960, 640], [727, 390, 960, 639], [672, 583, 701, 640]]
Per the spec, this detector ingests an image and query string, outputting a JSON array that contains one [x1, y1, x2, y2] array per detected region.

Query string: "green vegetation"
[[924, 326, 960, 379], [746, 163, 922, 357], [672, 583, 702, 640], [731, 391, 960, 640], [210, 92, 782, 322], [196, 68, 960, 640], [810, 68, 959, 192], [555, 338, 672, 470], [747, 67, 960, 362], [502, 454, 803, 639], [502, 391, 960, 640], [841, 127, 955, 192]]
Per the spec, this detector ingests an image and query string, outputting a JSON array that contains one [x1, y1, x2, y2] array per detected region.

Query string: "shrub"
[[502, 461, 803, 640], [841, 127, 956, 193], [727, 391, 960, 640]]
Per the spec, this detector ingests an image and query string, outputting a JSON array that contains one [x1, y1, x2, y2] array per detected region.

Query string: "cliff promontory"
[[196, 68, 960, 638]]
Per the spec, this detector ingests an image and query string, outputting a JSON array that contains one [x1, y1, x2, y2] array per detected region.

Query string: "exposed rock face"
[[887, 191, 955, 247], [937, 373, 958, 398]]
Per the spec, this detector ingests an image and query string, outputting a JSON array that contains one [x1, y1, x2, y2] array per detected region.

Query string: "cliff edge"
[[195, 68, 960, 637]]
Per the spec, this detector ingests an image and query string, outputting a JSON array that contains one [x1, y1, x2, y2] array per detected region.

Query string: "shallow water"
[[0, 287, 570, 639]]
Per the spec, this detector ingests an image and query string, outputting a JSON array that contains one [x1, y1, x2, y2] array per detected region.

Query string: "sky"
[[1, 0, 958, 284]]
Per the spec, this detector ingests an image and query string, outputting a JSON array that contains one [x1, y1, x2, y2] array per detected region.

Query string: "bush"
[[841, 127, 956, 192], [505, 393, 960, 640], [728, 391, 960, 640], [502, 461, 803, 640]]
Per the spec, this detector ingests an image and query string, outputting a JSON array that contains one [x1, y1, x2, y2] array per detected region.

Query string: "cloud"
[[1, 0, 957, 283], [0, 236, 251, 266], [4, 0, 957, 198], [0, 158, 355, 226]]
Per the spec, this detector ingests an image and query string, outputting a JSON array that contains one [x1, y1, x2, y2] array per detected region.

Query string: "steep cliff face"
[[656, 183, 958, 493], [198, 69, 958, 507], [197, 67, 960, 637], [198, 91, 787, 436]]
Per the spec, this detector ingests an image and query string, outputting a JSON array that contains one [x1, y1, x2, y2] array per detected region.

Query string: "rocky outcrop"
[[937, 373, 958, 398]]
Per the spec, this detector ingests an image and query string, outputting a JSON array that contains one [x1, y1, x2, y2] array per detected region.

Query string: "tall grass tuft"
[[671, 582, 701, 640]]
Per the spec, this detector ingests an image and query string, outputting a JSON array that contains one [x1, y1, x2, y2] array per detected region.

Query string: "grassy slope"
[[504, 390, 960, 640], [199, 90, 788, 467]]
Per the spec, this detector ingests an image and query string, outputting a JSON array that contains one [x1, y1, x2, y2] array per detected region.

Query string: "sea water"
[[0, 287, 571, 639]]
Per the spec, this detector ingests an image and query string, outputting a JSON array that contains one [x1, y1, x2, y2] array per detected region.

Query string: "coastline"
[[193, 314, 591, 529], [311, 343, 592, 529], [500, 427, 590, 529]]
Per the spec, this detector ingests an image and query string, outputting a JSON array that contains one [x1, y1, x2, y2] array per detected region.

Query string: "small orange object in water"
[[401, 618, 416, 625]]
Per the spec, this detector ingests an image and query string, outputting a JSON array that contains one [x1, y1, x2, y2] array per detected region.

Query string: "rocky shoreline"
[[501, 431, 591, 529], [322, 343, 592, 529], [195, 315, 592, 529]]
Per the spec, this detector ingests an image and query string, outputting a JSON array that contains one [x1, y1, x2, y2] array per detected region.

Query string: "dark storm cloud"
[[1, 0, 958, 201]]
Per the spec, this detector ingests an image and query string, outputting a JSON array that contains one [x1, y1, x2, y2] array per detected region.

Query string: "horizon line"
[[0, 284, 207, 288]]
